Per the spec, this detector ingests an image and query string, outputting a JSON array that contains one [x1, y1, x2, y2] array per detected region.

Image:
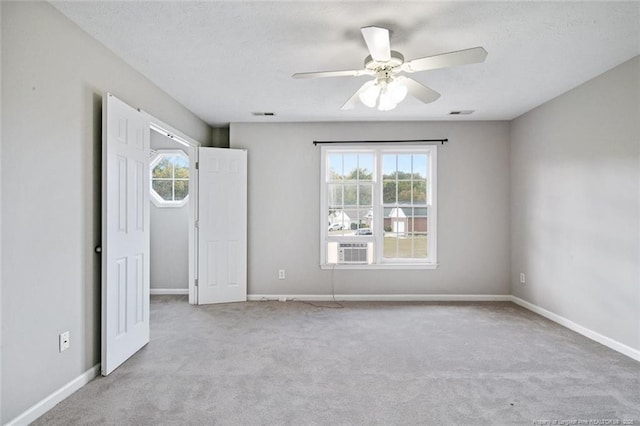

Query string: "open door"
[[101, 93, 151, 375], [197, 147, 247, 304]]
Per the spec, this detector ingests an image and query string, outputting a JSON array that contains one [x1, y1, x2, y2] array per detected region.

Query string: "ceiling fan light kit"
[[293, 26, 488, 112], [359, 77, 408, 111]]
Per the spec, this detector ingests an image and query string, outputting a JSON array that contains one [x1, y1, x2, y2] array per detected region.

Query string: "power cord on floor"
[[294, 264, 344, 309]]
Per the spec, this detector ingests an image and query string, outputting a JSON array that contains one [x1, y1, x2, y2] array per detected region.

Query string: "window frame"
[[149, 149, 190, 208], [320, 144, 437, 269]]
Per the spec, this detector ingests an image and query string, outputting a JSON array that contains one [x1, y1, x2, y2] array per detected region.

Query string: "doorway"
[[149, 128, 194, 299], [102, 93, 246, 375], [147, 122, 199, 304]]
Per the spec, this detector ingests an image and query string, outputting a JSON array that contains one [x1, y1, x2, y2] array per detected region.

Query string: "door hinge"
[[195, 220, 199, 228], [194, 279, 198, 287], [195, 162, 199, 170]]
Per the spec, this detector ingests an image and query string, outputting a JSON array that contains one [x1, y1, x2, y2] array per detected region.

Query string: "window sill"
[[320, 263, 438, 270]]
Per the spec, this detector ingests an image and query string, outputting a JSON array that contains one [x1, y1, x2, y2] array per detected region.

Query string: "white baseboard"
[[7, 363, 100, 426], [510, 296, 640, 362], [150, 288, 188, 295], [248, 294, 512, 302]]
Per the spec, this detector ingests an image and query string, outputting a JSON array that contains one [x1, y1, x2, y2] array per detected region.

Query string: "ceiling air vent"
[[251, 112, 276, 116], [449, 110, 474, 115]]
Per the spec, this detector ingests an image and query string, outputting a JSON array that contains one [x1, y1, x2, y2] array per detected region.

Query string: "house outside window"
[[150, 150, 189, 207], [321, 145, 437, 268]]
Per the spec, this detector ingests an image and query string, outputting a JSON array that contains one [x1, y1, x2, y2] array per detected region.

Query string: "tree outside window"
[[150, 150, 189, 207], [322, 146, 437, 268]]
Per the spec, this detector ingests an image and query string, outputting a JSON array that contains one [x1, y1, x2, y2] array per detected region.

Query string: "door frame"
[[146, 117, 201, 305]]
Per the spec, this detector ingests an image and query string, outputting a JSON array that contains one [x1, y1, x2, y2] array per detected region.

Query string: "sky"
[[327, 153, 428, 180]]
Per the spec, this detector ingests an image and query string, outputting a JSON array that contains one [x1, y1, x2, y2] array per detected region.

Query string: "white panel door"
[[102, 93, 150, 375], [198, 147, 247, 304]]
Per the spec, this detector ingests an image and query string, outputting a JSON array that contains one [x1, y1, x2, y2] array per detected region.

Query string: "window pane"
[[408, 207, 429, 233], [327, 154, 343, 181], [174, 162, 189, 179], [327, 184, 343, 207], [383, 181, 396, 204], [173, 155, 189, 170], [397, 181, 412, 204], [383, 234, 400, 258], [384, 207, 407, 234], [382, 234, 427, 259], [351, 208, 373, 234], [343, 184, 358, 207], [397, 154, 412, 175], [412, 180, 427, 203], [359, 184, 372, 206], [358, 155, 374, 181], [414, 207, 428, 216], [383, 234, 427, 259], [328, 210, 350, 231], [411, 234, 428, 258], [343, 154, 358, 180], [413, 155, 428, 179], [152, 180, 172, 201], [174, 180, 188, 200], [382, 155, 396, 178], [152, 158, 172, 178]]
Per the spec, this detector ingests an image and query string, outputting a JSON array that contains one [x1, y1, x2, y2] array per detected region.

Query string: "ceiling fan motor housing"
[[364, 50, 404, 71], [292, 26, 486, 110]]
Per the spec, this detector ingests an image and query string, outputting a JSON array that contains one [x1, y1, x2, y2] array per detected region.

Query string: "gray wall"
[[150, 204, 189, 289], [212, 126, 230, 148], [1, 0, 636, 422], [510, 56, 640, 351], [0, 2, 3, 420], [231, 121, 511, 296], [1, 2, 211, 422], [150, 131, 189, 290]]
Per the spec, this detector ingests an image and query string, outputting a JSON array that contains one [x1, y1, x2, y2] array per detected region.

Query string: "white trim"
[[510, 296, 640, 362], [147, 121, 200, 149], [320, 263, 438, 270], [320, 145, 438, 268], [144, 115, 201, 306], [150, 288, 189, 295], [248, 294, 512, 302], [149, 149, 190, 208], [6, 364, 100, 426]]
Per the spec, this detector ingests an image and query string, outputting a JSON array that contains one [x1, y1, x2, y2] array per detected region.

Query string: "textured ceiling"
[[51, 1, 640, 126]]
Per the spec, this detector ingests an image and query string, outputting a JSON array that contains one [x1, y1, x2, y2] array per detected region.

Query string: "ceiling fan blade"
[[341, 80, 376, 110], [361, 26, 391, 62], [292, 69, 372, 79], [402, 47, 488, 73], [397, 76, 440, 104]]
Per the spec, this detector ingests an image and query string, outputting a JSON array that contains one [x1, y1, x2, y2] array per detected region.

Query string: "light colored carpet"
[[34, 296, 640, 425]]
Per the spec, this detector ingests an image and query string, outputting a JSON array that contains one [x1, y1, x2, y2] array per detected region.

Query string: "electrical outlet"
[[59, 331, 70, 352], [519, 273, 526, 284], [278, 269, 285, 280]]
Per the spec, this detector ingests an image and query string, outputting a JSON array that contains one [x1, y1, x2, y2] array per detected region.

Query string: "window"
[[321, 145, 437, 268], [150, 150, 189, 207]]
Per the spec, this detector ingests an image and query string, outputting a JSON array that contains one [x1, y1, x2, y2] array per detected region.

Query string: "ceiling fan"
[[293, 26, 488, 111]]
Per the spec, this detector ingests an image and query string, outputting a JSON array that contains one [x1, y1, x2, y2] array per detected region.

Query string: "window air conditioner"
[[338, 243, 369, 264]]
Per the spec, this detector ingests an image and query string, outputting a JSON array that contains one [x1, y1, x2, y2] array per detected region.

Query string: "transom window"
[[150, 150, 189, 207], [321, 145, 437, 268]]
